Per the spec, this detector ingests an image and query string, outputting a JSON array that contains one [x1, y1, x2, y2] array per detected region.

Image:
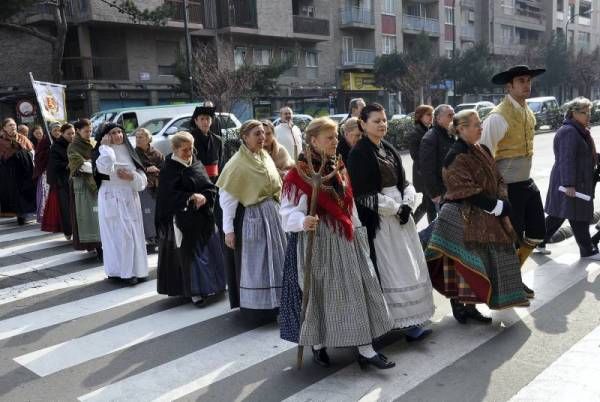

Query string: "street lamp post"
[[183, 0, 194, 102]]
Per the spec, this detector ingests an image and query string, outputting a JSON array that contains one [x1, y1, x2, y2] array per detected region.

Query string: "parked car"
[[129, 112, 242, 156], [478, 106, 494, 121], [391, 114, 407, 120], [272, 114, 313, 132], [455, 101, 495, 113], [526, 96, 562, 130], [328, 113, 348, 123], [90, 103, 201, 135], [591, 100, 600, 124]]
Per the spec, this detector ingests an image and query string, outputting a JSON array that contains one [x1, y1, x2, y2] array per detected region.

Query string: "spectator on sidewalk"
[[408, 105, 435, 224], [275, 106, 303, 161], [337, 117, 362, 165]]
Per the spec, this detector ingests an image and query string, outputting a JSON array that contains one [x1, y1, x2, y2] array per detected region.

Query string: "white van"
[[90, 103, 201, 135]]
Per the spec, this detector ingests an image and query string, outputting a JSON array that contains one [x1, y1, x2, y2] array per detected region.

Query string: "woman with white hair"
[[135, 127, 164, 250], [537, 97, 600, 259]]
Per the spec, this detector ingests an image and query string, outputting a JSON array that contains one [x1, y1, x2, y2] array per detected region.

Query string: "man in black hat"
[[481, 65, 546, 298], [190, 105, 223, 183]]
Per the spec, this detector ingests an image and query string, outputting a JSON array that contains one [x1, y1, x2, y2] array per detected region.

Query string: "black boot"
[[522, 284, 535, 299], [95, 247, 103, 262], [17, 217, 25, 226], [312, 347, 330, 367], [450, 299, 467, 324], [464, 304, 492, 324], [357, 353, 395, 370]]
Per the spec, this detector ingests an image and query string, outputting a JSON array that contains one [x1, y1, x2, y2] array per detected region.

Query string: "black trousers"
[[543, 216, 594, 256], [413, 195, 437, 224], [507, 179, 546, 243]]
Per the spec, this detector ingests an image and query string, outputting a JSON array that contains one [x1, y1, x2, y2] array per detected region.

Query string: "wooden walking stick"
[[297, 149, 340, 369]]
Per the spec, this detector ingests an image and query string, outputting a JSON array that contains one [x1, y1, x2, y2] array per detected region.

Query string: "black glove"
[[499, 199, 512, 217], [397, 205, 412, 225]]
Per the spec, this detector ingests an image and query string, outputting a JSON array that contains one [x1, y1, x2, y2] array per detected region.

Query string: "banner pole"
[[29, 72, 53, 144]]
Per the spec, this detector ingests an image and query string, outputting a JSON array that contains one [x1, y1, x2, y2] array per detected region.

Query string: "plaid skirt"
[[280, 224, 392, 347], [425, 203, 528, 309]]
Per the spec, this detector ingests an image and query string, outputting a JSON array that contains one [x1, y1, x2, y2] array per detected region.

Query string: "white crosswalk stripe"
[[0, 220, 598, 402]]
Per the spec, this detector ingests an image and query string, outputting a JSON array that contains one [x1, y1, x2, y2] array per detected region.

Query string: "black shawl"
[[347, 136, 407, 271], [47, 137, 70, 188], [155, 155, 217, 248], [189, 127, 223, 180]]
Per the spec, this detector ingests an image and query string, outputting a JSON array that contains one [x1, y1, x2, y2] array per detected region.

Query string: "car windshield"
[[527, 101, 543, 113], [455, 104, 476, 112], [90, 112, 114, 128], [138, 118, 172, 135]]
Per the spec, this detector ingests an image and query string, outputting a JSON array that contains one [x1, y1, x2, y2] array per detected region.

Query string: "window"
[[502, 0, 514, 15], [383, 0, 396, 15], [556, 0, 563, 12], [579, 0, 592, 18], [280, 48, 298, 66], [156, 41, 178, 76], [445, 6, 454, 25], [382, 35, 396, 54], [253, 48, 271, 66], [445, 41, 454, 59], [501, 24, 514, 44], [234, 47, 248, 69], [117, 113, 139, 134], [305, 51, 318, 67]]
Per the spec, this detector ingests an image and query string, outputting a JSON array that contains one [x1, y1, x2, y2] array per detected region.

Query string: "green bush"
[[386, 117, 414, 150]]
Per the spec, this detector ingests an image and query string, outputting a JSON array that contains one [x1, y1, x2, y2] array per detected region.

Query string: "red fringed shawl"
[[283, 158, 355, 241]]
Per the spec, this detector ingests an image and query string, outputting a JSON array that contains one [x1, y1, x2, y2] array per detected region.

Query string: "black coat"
[[47, 137, 70, 189], [336, 134, 352, 165], [419, 124, 456, 199], [190, 127, 223, 181], [407, 122, 429, 192]]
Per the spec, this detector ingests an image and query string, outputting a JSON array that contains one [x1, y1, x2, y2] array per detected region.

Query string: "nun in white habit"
[[93, 123, 149, 285]]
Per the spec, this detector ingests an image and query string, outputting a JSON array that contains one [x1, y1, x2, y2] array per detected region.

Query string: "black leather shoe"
[[405, 328, 433, 343], [450, 299, 468, 324], [357, 353, 395, 370], [312, 347, 330, 367], [523, 284, 535, 299], [464, 305, 492, 324], [95, 247, 103, 262], [125, 277, 138, 286], [17, 217, 25, 226]]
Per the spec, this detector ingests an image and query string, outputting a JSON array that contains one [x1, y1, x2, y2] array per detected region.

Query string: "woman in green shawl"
[[68, 118, 102, 256], [217, 120, 287, 318]]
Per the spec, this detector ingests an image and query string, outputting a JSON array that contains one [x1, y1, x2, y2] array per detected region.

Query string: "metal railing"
[[342, 49, 376, 66], [165, 0, 217, 28], [62, 57, 129, 81], [292, 15, 330, 36], [340, 7, 375, 26], [402, 15, 440, 34], [461, 0, 475, 8]]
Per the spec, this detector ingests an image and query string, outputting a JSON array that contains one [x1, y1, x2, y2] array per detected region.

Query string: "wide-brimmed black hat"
[[192, 106, 215, 120], [491, 65, 546, 85]]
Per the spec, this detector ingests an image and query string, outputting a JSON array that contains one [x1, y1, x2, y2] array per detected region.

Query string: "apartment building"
[[546, 0, 598, 53]]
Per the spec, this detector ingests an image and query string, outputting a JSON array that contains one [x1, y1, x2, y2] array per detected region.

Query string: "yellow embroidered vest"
[[491, 96, 536, 160]]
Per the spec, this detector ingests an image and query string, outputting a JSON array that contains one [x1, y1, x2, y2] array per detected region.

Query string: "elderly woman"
[[156, 131, 225, 305], [0, 117, 35, 225], [426, 110, 529, 325], [93, 123, 148, 285], [68, 119, 102, 254], [43, 123, 74, 239], [409, 105, 436, 224], [217, 120, 286, 317], [279, 117, 394, 369], [536, 97, 600, 259], [336, 117, 362, 164], [347, 103, 434, 340], [134, 127, 164, 250], [32, 125, 51, 223], [261, 119, 293, 177]]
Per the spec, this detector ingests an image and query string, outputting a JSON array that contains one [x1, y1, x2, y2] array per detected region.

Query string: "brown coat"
[[443, 141, 516, 245]]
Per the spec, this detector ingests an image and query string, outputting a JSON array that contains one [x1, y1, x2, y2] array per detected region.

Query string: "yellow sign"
[[341, 72, 382, 91]]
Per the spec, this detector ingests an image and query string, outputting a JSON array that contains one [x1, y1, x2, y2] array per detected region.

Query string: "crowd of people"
[[0, 64, 598, 370]]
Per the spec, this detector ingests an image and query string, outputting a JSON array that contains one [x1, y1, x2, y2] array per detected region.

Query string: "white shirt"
[[275, 122, 303, 161]]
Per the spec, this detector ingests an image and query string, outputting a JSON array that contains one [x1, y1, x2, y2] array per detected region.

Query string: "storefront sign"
[[341, 72, 382, 91]]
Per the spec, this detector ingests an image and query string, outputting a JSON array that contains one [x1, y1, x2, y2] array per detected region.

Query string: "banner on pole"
[[30, 73, 67, 124]]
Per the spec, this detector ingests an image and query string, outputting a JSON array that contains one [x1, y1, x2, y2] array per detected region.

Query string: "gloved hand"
[[79, 161, 93, 174], [397, 205, 412, 225]]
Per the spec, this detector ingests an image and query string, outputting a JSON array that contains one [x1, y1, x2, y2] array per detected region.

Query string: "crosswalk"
[[0, 217, 598, 402]]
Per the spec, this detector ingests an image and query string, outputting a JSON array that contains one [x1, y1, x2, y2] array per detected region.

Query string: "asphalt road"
[[0, 127, 599, 402]]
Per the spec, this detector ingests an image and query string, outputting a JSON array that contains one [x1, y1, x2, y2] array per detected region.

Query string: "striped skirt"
[[239, 198, 287, 310], [280, 224, 392, 347], [425, 203, 528, 309], [36, 173, 49, 223]]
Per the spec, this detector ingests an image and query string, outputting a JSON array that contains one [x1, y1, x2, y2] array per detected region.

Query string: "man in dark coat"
[[419, 104, 456, 208], [189, 106, 223, 183], [408, 105, 435, 223]]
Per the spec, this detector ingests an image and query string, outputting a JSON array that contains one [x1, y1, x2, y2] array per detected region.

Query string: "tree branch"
[[0, 22, 56, 43]]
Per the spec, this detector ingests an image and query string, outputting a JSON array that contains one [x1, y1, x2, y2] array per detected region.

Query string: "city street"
[[0, 127, 599, 402]]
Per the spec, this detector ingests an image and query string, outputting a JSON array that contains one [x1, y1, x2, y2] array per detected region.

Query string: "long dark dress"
[[45, 137, 72, 236], [135, 145, 164, 242], [155, 155, 226, 298], [0, 132, 35, 218]]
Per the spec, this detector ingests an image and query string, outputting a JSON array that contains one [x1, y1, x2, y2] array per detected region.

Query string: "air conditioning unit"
[[302, 6, 316, 17], [468, 11, 475, 21]]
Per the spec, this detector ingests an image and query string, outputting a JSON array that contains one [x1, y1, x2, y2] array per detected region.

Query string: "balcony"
[[293, 15, 330, 38], [341, 48, 376, 69], [217, 0, 257, 29], [402, 15, 440, 35], [461, 0, 475, 8], [460, 24, 475, 40], [62, 57, 129, 81], [165, 0, 217, 28], [340, 7, 375, 29]]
